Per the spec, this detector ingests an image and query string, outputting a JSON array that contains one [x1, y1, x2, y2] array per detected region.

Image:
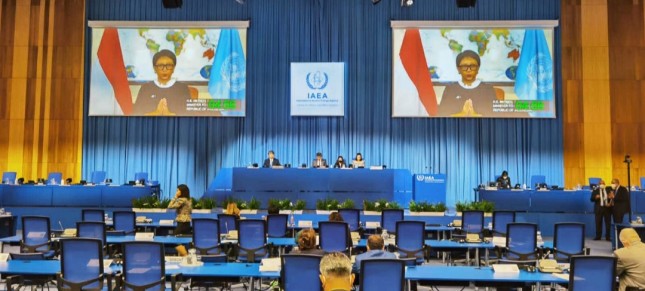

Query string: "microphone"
[[541, 249, 551, 260], [59, 220, 64, 231], [225, 222, 229, 234]]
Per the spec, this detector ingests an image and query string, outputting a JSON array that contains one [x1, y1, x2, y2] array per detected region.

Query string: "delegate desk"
[[406, 266, 567, 289], [0, 184, 152, 207], [478, 189, 594, 213]]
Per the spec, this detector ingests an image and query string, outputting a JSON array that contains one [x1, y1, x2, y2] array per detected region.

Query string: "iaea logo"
[[416, 175, 425, 182], [306, 71, 328, 90]]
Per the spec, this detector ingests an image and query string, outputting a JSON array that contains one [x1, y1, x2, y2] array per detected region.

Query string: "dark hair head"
[[355, 153, 362, 160], [501, 170, 508, 176], [337, 156, 344, 161], [456, 50, 480, 67], [367, 235, 385, 250], [316, 152, 323, 157], [297, 229, 317, 250], [328, 212, 344, 222], [153, 49, 177, 66], [177, 184, 190, 198], [267, 204, 279, 215], [268, 150, 275, 155]]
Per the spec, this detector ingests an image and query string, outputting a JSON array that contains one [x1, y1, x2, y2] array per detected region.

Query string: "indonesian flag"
[[96, 28, 132, 115], [399, 29, 438, 116]]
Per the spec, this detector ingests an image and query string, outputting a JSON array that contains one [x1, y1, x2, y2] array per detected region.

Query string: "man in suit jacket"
[[352, 235, 397, 273], [612, 178, 631, 224], [312, 152, 328, 168], [262, 150, 280, 168], [614, 228, 645, 291], [590, 180, 613, 241]]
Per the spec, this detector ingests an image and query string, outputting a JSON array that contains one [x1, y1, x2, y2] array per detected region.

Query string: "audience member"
[[329, 211, 344, 222], [167, 184, 192, 235], [292, 229, 324, 255], [352, 235, 396, 273], [319, 252, 355, 291], [226, 202, 241, 218], [614, 228, 645, 291]]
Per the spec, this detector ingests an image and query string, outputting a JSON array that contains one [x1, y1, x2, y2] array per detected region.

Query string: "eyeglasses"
[[155, 64, 175, 71], [458, 64, 479, 71]]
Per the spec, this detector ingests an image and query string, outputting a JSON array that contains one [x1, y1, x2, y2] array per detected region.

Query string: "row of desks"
[[0, 185, 153, 207]]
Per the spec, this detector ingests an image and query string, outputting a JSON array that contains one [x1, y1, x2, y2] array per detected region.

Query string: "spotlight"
[[161, 0, 182, 9], [456, 0, 477, 8], [401, 0, 413, 7], [235, 0, 245, 4], [372, 0, 382, 4]]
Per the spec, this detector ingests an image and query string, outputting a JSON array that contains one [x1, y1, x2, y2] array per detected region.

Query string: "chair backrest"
[[462, 211, 484, 234], [122, 242, 165, 290], [134, 172, 148, 183], [90, 171, 107, 184], [506, 223, 537, 256], [2, 171, 17, 184], [492, 211, 516, 235], [47, 172, 63, 184], [338, 209, 361, 231], [319, 221, 350, 253], [76, 222, 107, 245], [60, 238, 104, 289], [238, 219, 267, 262], [21, 216, 51, 252], [281, 254, 323, 291], [82, 209, 105, 222], [113, 211, 136, 234], [381, 209, 404, 233], [359, 259, 405, 291], [640, 177, 645, 189], [530, 175, 546, 188], [588, 177, 601, 187], [395, 221, 424, 253], [553, 223, 585, 260], [266, 214, 288, 238], [192, 218, 221, 255], [10, 253, 45, 260], [217, 214, 238, 233], [569, 256, 617, 291]]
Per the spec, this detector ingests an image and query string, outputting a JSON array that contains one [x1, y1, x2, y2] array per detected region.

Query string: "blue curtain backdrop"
[[83, 0, 563, 205]]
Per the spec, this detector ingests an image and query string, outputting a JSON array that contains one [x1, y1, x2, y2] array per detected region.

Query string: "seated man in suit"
[[312, 152, 328, 168], [320, 252, 355, 291], [352, 235, 397, 273], [262, 150, 280, 168], [614, 228, 645, 291]]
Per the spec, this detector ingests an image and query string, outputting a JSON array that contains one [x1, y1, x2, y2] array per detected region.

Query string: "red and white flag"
[[399, 29, 438, 116], [96, 28, 132, 115]]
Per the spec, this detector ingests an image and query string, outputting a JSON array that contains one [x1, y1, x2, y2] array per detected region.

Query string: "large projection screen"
[[88, 21, 249, 117], [392, 21, 558, 118]]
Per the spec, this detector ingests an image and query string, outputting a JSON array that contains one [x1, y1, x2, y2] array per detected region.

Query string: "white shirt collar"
[[154, 78, 177, 88], [458, 79, 481, 89]]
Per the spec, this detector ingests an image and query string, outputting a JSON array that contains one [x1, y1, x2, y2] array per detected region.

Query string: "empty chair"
[[2, 171, 17, 184], [568, 256, 617, 291], [338, 209, 361, 232], [281, 254, 323, 291], [192, 218, 221, 255], [530, 175, 546, 189], [492, 211, 516, 236], [381, 209, 404, 234], [237, 219, 267, 262], [553, 223, 586, 262], [112, 211, 136, 235], [77, 222, 107, 245], [589, 177, 601, 187], [57, 238, 105, 291], [47, 172, 63, 185], [360, 259, 406, 291], [266, 214, 288, 238], [394, 221, 426, 264], [82, 209, 105, 222], [134, 172, 148, 183], [499, 223, 539, 265], [462, 211, 484, 235], [118, 241, 179, 291], [7, 253, 51, 290], [20, 216, 54, 258], [319, 221, 351, 253], [218, 214, 238, 235], [90, 171, 106, 184]]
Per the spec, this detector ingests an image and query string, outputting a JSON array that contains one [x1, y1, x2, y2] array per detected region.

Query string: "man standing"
[[614, 228, 645, 291], [611, 178, 630, 224], [590, 179, 613, 241], [262, 150, 280, 168]]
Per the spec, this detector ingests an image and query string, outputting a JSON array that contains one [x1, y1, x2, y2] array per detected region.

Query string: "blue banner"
[[413, 173, 447, 204], [514, 29, 554, 101], [208, 29, 246, 100]]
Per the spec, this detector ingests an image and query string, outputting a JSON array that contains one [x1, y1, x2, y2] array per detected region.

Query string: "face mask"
[[599, 184, 605, 188], [611, 184, 617, 189]]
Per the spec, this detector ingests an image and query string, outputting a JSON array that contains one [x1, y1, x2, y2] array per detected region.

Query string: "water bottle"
[[290, 212, 295, 227], [637, 216, 643, 224], [536, 231, 543, 246], [104, 214, 109, 222], [382, 229, 388, 239], [522, 183, 527, 190], [576, 183, 581, 190]]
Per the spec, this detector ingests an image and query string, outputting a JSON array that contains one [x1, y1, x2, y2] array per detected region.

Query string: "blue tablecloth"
[[478, 189, 594, 213], [0, 185, 153, 207]]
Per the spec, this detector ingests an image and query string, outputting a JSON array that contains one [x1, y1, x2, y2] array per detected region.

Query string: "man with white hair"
[[614, 228, 645, 291], [319, 252, 355, 291]]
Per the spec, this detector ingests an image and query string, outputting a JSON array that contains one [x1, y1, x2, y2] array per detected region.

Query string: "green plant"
[[293, 200, 307, 210], [409, 201, 447, 212], [247, 197, 261, 210], [132, 196, 170, 208], [455, 201, 495, 212], [338, 199, 355, 209], [363, 199, 402, 211], [316, 198, 339, 210], [199, 197, 216, 209]]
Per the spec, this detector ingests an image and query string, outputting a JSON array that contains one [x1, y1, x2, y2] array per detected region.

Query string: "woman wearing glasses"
[[133, 49, 191, 116], [439, 50, 497, 117]]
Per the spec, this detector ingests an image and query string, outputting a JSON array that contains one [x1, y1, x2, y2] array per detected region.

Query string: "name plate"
[[365, 221, 380, 229], [298, 220, 313, 228], [135, 232, 154, 241], [159, 220, 174, 226]]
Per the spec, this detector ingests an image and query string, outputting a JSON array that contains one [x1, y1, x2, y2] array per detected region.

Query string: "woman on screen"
[[352, 153, 365, 168], [167, 184, 192, 235], [333, 156, 347, 168], [439, 50, 498, 117], [133, 49, 191, 116]]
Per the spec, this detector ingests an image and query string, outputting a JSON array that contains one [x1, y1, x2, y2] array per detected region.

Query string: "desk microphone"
[[225, 222, 229, 234], [58, 220, 64, 231]]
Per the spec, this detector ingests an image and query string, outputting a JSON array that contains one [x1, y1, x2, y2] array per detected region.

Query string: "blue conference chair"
[[588, 177, 601, 187], [640, 177, 645, 189], [6, 252, 51, 290], [462, 211, 484, 235], [492, 211, 515, 236], [118, 241, 180, 291], [393, 221, 426, 264], [267, 214, 288, 238], [530, 175, 546, 189], [319, 221, 351, 253], [112, 211, 136, 235], [218, 214, 238, 234], [338, 209, 361, 232], [568, 256, 617, 291], [47, 172, 63, 185], [499, 223, 539, 265], [20, 216, 54, 258], [281, 254, 323, 291], [2, 171, 17, 184], [90, 171, 106, 184], [82, 209, 105, 222], [192, 218, 221, 255], [381, 209, 404, 234], [553, 223, 586, 262], [360, 259, 406, 291], [57, 238, 105, 291], [134, 172, 148, 183], [76, 222, 107, 245], [237, 219, 267, 263]]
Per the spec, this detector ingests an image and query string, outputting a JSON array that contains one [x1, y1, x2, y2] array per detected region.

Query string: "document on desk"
[[492, 264, 520, 274], [260, 257, 281, 272], [552, 273, 569, 281]]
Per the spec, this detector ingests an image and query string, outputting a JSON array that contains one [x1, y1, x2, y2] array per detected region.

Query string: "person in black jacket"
[[591, 180, 614, 241], [496, 171, 512, 189], [611, 178, 630, 224]]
